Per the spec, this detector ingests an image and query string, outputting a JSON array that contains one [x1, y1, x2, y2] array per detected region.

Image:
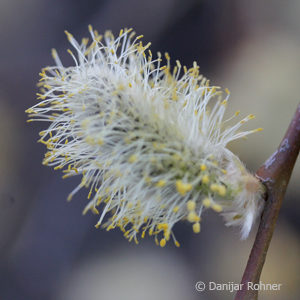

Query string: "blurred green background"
[[0, 1, 299, 299]]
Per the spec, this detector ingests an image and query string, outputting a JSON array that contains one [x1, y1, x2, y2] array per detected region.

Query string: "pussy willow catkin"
[[26, 26, 264, 247]]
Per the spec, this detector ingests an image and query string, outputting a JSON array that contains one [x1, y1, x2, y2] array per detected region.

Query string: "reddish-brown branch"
[[235, 103, 300, 300]]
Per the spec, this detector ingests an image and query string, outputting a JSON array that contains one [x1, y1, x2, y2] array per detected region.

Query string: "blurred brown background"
[[0, 1, 299, 300]]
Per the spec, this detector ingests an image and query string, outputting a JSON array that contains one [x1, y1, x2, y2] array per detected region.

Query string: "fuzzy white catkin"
[[26, 26, 265, 247]]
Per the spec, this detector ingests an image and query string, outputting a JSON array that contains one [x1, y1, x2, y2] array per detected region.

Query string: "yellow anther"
[[85, 136, 95, 145], [144, 176, 152, 184], [218, 185, 227, 196], [157, 223, 168, 231], [91, 207, 99, 214], [187, 211, 200, 223], [235, 110, 240, 116], [64, 30, 73, 41], [248, 114, 255, 120], [84, 41, 97, 56], [172, 89, 178, 101], [193, 222, 201, 233], [221, 99, 227, 105], [102, 196, 110, 204], [172, 153, 181, 161], [156, 180, 166, 188], [106, 224, 114, 231], [164, 230, 170, 241], [175, 240, 180, 247], [202, 175, 209, 184], [128, 154, 137, 163], [176, 180, 192, 196], [173, 206, 179, 213], [254, 128, 263, 132], [152, 142, 165, 149], [210, 87, 217, 94], [212, 160, 218, 167], [126, 202, 133, 209], [96, 197, 102, 205], [82, 205, 90, 215], [88, 24, 93, 32], [225, 88, 230, 94], [160, 238, 166, 247], [186, 200, 196, 211], [144, 42, 151, 51], [209, 184, 226, 196], [51, 48, 57, 59], [212, 203, 223, 212], [200, 164, 207, 171], [25, 108, 36, 114], [67, 49, 74, 56], [203, 197, 211, 208], [210, 183, 219, 192], [82, 37, 89, 45], [36, 93, 46, 100]]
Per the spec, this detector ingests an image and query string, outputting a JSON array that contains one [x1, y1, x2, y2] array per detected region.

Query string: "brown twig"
[[235, 103, 300, 300]]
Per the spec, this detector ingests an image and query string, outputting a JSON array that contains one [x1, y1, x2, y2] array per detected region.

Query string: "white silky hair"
[[26, 27, 264, 246]]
